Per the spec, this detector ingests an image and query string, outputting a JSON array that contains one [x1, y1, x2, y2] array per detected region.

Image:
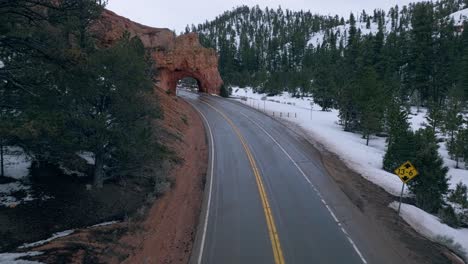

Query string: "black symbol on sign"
[[404, 164, 411, 169], [402, 176, 409, 181]]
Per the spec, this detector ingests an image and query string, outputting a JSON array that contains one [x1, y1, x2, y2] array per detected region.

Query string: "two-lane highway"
[[183, 90, 413, 264]]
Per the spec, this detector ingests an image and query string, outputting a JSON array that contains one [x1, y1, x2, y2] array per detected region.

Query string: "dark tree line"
[[0, 0, 165, 188]]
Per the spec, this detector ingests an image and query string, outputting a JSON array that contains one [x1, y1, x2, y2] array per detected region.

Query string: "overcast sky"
[[107, 0, 420, 33]]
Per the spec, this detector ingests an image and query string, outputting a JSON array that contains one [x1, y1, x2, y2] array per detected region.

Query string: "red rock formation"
[[91, 10, 223, 94]]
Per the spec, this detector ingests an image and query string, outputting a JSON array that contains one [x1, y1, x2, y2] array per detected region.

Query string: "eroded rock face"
[[91, 10, 223, 94]]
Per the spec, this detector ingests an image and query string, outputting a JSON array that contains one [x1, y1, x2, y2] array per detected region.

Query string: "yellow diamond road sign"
[[395, 161, 419, 183]]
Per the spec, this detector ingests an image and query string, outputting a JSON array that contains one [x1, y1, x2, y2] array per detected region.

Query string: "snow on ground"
[[231, 87, 468, 256], [307, 19, 394, 48], [4, 147, 31, 180], [308, 8, 467, 48], [390, 202, 468, 259], [0, 60, 4, 69], [0, 147, 36, 207], [0, 182, 33, 207], [18, 230, 74, 249], [0, 251, 43, 264], [90, 221, 119, 228], [450, 8, 468, 26], [77, 151, 95, 165]]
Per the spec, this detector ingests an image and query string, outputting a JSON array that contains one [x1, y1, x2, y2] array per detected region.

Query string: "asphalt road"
[[182, 90, 413, 264]]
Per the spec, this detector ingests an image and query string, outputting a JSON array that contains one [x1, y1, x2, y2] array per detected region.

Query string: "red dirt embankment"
[[28, 88, 207, 263], [119, 90, 207, 264]]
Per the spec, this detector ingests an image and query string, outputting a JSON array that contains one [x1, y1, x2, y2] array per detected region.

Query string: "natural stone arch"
[[91, 10, 223, 95], [160, 69, 210, 94], [154, 33, 223, 95]]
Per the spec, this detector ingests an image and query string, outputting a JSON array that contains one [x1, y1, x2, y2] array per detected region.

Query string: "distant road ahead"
[[182, 90, 418, 264]]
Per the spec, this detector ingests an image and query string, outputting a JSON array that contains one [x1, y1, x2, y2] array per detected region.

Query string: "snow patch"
[[77, 151, 94, 165], [18, 230, 74, 249], [4, 147, 31, 180], [389, 202, 468, 259], [308, 20, 393, 48], [0, 182, 31, 207], [0, 251, 43, 264], [90, 220, 118, 228], [0, 60, 4, 69], [450, 8, 468, 26]]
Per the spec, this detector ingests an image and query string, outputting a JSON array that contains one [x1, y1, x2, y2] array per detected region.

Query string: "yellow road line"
[[200, 99, 285, 264]]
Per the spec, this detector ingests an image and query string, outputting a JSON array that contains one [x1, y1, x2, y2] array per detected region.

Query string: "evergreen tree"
[[409, 128, 449, 213], [383, 103, 415, 172], [409, 3, 434, 107], [460, 21, 468, 101], [357, 67, 385, 145], [65, 34, 161, 187], [426, 101, 444, 133], [443, 86, 465, 167]]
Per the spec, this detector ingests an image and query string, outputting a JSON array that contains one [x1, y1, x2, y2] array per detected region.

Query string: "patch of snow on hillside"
[[308, 20, 393, 48], [450, 8, 468, 26], [0, 60, 4, 68], [77, 151, 95, 165], [4, 147, 31, 180], [0, 251, 43, 264], [90, 220, 119, 228], [0, 182, 32, 207], [390, 202, 468, 259], [19, 230, 74, 249]]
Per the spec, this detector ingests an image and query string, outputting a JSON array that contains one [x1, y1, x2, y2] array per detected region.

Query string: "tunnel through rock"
[[91, 11, 223, 95], [177, 77, 200, 93]]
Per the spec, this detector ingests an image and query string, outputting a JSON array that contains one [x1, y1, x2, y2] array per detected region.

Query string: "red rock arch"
[[154, 33, 223, 95], [91, 10, 223, 95]]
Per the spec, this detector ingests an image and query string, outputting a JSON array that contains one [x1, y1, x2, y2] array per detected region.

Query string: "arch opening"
[[177, 77, 200, 93]]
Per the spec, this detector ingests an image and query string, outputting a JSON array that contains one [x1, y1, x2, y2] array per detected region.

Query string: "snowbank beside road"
[[390, 202, 468, 259]]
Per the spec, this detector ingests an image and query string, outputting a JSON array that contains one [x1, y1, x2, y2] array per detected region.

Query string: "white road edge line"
[[188, 101, 215, 264], [240, 112, 368, 264]]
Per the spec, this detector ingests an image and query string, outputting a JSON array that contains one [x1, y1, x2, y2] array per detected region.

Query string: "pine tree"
[[460, 21, 468, 101], [357, 67, 384, 145], [409, 128, 449, 213], [426, 101, 444, 133], [443, 86, 465, 167], [383, 103, 415, 172], [64, 34, 160, 188], [409, 2, 435, 108]]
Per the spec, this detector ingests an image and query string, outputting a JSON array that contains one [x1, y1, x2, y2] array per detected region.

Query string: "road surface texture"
[[181, 90, 450, 264]]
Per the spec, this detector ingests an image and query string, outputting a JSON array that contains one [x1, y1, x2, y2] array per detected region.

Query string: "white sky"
[[107, 0, 420, 33]]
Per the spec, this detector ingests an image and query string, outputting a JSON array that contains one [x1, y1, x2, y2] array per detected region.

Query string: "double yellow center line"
[[201, 99, 285, 264]]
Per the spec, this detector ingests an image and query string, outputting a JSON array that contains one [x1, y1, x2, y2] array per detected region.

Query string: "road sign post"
[[397, 183, 405, 215], [394, 161, 419, 216], [261, 96, 267, 112], [310, 101, 314, 120]]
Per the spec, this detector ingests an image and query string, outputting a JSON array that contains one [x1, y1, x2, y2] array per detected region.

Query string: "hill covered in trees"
[[188, 0, 468, 102]]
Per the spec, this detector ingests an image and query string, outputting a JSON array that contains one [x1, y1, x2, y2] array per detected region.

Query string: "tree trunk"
[[366, 134, 370, 146], [93, 152, 104, 188], [0, 141, 4, 178]]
